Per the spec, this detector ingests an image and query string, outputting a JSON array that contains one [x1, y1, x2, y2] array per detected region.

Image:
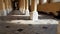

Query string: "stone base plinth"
[[25, 10, 30, 15], [30, 11, 38, 21]]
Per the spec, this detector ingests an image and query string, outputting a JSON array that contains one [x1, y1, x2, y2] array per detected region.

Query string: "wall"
[[37, 0, 60, 16]]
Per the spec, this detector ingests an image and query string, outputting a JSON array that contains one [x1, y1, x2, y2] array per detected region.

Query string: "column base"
[[25, 10, 30, 15], [20, 9, 25, 15], [7, 9, 10, 14], [22, 9, 25, 15], [3, 9, 7, 16], [30, 11, 38, 21], [7, 8, 12, 14]]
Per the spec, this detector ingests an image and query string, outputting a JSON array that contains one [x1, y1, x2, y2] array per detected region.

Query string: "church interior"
[[0, 0, 60, 34]]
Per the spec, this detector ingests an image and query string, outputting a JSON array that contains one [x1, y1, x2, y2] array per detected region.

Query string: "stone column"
[[4, 0, 8, 14], [23, 0, 25, 14], [2, 0, 7, 16], [19, 0, 22, 12], [30, 0, 38, 21], [25, 0, 30, 15], [19, 0, 25, 14], [7, 0, 12, 14], [0, 0, 3, 16]]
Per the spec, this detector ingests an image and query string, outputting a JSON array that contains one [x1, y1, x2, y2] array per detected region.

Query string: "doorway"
[[11, 0, 19, 10]]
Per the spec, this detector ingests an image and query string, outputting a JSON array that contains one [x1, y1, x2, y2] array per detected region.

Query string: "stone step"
[[0, 15, 54, 21]]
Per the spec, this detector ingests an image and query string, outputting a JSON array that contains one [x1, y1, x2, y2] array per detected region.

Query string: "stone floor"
[[57, 20, 60, 34], [0, 15, 58, 34], [0, 10, 59, 34], [0, 19, 58, 34]]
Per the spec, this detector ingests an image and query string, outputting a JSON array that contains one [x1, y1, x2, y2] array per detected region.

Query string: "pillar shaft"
[[4, 0, 12, 14], [30, 0, 38, 21], [0, 0, 3, 16], [4, 0, 8, 10], [0, 0, 3, 10], [2, 0, 7, 16], [25, 0, 30, 15], [9, 0, 12, 11], [19, 0, 25, 14], [31, 0, 35, 12], [25, 0, 29, 10], [31, 0, 37, 11], [19, 0, 25, 10]]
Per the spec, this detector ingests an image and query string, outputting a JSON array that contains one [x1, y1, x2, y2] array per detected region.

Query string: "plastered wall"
[[37, 0, 60, 16]]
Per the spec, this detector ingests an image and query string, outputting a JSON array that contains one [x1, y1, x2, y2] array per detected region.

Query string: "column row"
[[0, 0, 12, 16]]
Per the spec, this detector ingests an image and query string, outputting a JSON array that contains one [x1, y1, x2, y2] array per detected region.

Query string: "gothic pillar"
[[2, 0, 7, 16], [0, 0, 4, 16], [30, 0, 38, 21], [19, 0, 25, 14], [25, 0, 29, 15], [8, 0, 12, 14]]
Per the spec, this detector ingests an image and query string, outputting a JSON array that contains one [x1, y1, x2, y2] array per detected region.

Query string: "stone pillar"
[[19, 0, 22, 12], [2, 0, 7, 16], [0, 0, 3, 16], [4, 0, 8, 15], [23, 0, 25, 14], [19, 0, 25, 14], [25, 0, 30, 15], [7, 0, 12, 14], [30, 0, 38, 21]]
